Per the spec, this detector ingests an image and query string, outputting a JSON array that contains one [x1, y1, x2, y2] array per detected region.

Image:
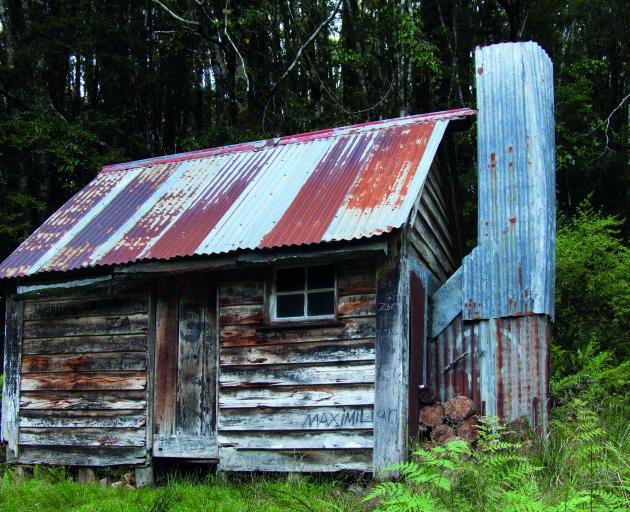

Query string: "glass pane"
[[307, 265, 334, 290], [307, 291, 335, 316], [277, 294, 305, 318], [276, 267, 305, 292]]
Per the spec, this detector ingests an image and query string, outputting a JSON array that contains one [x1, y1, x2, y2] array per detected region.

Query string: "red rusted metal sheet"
[[427, 313, 550, 430], [0, 108, 475, 279]]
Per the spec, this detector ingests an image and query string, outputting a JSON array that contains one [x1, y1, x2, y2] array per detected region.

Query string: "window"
[[272, 265, 336, 320]]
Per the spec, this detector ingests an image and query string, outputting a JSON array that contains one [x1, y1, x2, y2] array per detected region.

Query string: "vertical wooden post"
[[145, 285, 157, 463], [14, 465, 32, 484], [77, 467, 96, 484], [2, 294, 22, 461], [135, 466, 154, 487], [373, 256, 409, 477]]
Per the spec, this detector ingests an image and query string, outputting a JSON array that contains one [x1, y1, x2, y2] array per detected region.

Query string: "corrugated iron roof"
[[0, 108, 474, 278]]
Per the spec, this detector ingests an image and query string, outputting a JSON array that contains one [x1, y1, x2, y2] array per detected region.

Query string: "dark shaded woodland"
[[0, 1, 628, 360]]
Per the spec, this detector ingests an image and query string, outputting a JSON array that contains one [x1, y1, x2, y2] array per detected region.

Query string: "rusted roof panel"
[[0, 108, 474, 278]]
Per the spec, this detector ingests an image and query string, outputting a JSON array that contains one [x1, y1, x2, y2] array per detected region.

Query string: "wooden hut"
[[1, 42, 555, 480]]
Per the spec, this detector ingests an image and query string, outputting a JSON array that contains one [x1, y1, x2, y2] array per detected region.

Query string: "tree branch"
[[224, 2, 249, 92], [274, 0, 343, 88], [152, 0, 199, 26]]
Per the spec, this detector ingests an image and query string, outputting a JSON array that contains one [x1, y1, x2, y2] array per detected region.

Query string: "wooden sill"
[[259, 318, 343, 331]]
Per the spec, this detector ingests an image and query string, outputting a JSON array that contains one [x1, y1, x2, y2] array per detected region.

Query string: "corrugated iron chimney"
[[430, 42, 555, 431]]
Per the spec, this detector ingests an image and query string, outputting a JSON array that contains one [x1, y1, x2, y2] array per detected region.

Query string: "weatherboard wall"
[[216, 260, 377, 472], [12, 284, 152, 466]]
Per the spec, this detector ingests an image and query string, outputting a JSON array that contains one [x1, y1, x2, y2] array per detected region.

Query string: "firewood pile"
[[418, 387, 478, 444]]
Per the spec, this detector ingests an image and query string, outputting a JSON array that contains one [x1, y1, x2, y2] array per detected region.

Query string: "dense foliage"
[[554, 201, 630, 363], [367, 402, 629, 511], [0, 1, 627, 261]]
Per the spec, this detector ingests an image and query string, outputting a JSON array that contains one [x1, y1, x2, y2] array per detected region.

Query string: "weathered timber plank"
[[202, 278, 218, 438], [408, 229, 448, 283], [176, 278, 207, 436], [218, 447, 372, 472], [424, 167, 451, 223], [23, 334, 147, 355], [219, 304, 263, 326], [337, 271, 376, 296], [219, 339, 374, 366], [219, 430, 373, 450], [373, 257, 407, 477], [337, 260, 375, 273], [2, 295, 23, 459], [16, 446, 148, 466], [153, 434, 218, 459], [21, 352, 147, 373], [20, 391, 146, 410], [219, 281, 264, 306], [145, 287, 157, 451], [154, 281, 179, 436], [17, 279, 145, 301], [430, 269, 463, 338], [19, 427, 146, 447], [219, 362, 375, 388], [219, 384, 374, 409], [416, 205, 456, 270], [23, 313, 148, 339], [220, 317, 376, 347], [23, 295, 149, 321], [337, 294, 376, 318], [411, 218, 452, 280], [19, 410, 146, 428], [219, 406, 374, 431], [21, 371, 147, 391]]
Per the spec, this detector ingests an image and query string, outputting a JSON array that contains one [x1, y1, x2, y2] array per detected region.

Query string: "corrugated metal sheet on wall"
[[462, 43, 555, 320], [0, 109, 475, 279], [427, 313, 550, 430]]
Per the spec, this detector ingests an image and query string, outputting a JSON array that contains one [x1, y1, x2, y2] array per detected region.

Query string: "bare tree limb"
[[262, 0, 343, 130], [275, 0, 343, 87], [589, 93, 630, 163], [152, 0, 199, 26], [224, 2, 249, 92]]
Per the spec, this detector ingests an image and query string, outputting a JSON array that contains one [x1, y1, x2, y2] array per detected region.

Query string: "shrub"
[[555, 200, 630, 366]]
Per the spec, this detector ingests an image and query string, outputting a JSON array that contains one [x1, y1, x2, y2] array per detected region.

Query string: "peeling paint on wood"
[[216, 264, 376, 472], [20, 391, 147, 410], [16, 446, 148, 466], [220, 339, 374, 366], [218, 447, 373, 472], [1, 295, 23, 458], [19, 410, 146, 428], [219, 406, 374, 431], [23, 334, 147, 355], [21, 352, 147, 373], [19, 428, 146, 447], [219, 430, 373, 449], [20, 372, 147, 391]]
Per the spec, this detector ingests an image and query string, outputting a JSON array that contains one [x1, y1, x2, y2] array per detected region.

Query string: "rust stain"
[[0, 108, 476, 278]]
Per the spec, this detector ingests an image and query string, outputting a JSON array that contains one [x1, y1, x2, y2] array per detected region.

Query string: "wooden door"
[[153, 276, 218, 459], [408, 271, 426, 439]]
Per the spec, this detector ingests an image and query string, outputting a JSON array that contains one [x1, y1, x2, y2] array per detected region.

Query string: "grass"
[[1, 400, 627, 512], [0, 471, 367, 512]]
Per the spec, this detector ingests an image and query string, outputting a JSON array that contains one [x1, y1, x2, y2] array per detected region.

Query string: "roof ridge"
[[101, 108, 475, 173]]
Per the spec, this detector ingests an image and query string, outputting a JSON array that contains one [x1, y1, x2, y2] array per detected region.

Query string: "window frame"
[[269, 264, 337, 322]]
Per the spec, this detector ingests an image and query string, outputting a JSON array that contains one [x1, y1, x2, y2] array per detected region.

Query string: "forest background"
[[0, 0, 628, 440]]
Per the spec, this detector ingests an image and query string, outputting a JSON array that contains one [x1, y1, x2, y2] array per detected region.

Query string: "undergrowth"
[[366, 401, 629, 512]]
